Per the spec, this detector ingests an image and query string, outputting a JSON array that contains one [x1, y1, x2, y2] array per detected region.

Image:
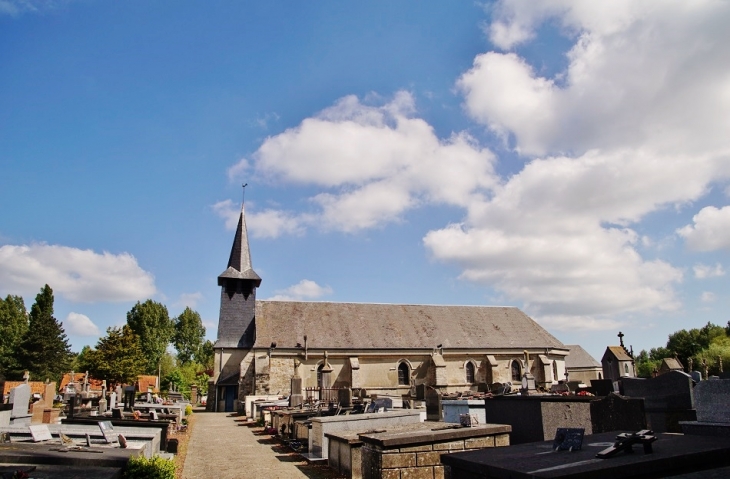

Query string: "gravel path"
[[181, 412, 334, 479]]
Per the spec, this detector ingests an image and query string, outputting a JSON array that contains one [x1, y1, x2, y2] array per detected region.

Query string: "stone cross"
[[618, 331, 625, 347]]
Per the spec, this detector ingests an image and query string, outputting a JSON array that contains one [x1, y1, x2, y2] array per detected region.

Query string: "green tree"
[[197, 339, 214, 370], [13, 285, 72, 382], [85, 326, 147, 386], [0, 295, 28, 377], [126, 300, 173, 374], [173, 307, 205, 364]]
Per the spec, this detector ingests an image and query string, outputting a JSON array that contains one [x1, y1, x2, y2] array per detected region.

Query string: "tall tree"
[[126, 300, 173, 374], [173, 307, 205, 364], [14, 285, 72, 382], [84, 326, 147, 386], [0, 295, 29, 377], [197, 339, 215, 370]]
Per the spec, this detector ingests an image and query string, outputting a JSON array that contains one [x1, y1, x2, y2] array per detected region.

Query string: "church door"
[[225, 386, 236, 412]]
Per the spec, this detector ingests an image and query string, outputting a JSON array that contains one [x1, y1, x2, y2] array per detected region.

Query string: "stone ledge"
[[359, 423, 511, 448]]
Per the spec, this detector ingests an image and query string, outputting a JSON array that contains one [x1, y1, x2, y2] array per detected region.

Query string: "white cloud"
[[468, 1, 730, 159], [63, 312, 100, 336], [539, 315, 625, 332], [226, 158, 250, 181], [0, 243, 156, 302], [678, 206, 730, 251], [701, 291, 716, 303], [693, 263, 725, 279], [248, 91, 496, 234], [267, 279, 333, 301], [212, 199, 306, 238], [176, 292, 203, 309], [0, 0, 75, 16], [419, 1, 730, 324]]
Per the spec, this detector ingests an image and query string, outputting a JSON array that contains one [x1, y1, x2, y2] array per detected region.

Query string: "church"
[[208, 204, 570, 412]]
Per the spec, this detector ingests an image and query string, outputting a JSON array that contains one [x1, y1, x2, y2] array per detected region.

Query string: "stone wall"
[[360, 429, 510, 479]]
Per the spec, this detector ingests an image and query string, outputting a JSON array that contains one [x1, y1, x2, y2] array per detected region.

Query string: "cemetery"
[[0, 368, 192, 478]]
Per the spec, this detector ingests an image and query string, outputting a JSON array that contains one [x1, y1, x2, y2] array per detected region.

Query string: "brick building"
[[209, 204, 570, 412]]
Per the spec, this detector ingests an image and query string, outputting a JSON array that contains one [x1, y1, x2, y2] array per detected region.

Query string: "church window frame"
[[511, 360, 522, 382], [552, 360, 559, 382], [465, 361, 476, 384], [397, 360, 411, 386]]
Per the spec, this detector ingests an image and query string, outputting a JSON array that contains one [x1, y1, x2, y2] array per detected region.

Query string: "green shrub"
[[124, 454, 176, 479], [185, 404, 193, 416]]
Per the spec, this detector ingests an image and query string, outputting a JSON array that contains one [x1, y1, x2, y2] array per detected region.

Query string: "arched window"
[[465, 362, 475, 383], [624, 363, 629, 374], [398, 362, 410, 386], [511, 360, 522, 382], [317, 364, 324, 388], [552, 361, 558, 382]]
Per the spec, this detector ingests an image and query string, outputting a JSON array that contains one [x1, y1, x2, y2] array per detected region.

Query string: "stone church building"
[[209, 205, 570, 412]]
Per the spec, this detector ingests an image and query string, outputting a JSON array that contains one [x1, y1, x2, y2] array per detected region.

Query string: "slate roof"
[[565, 344, 601, 369], [217, 204, 261, 287], [604, 346, 633, 361], [253, 301, 565, 350]]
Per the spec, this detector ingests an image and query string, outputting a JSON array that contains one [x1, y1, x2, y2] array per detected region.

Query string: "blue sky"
[[2, 1, 730, 362]]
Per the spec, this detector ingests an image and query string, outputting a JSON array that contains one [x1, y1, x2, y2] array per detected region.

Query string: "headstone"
[[691, 371, 702, 382], [290, 377, 303, 408], [591, 379, 616, 396], [622, 371, 695, 433], [366, 397, 393, 413], [590, 393, 647, 433], [28, 424, 53, 442], [150, 410, 159, 420], [622, 371, 694, 411], [9, 383, 31, 421], [111, 408, 123, 419], [98, 397, 107, 415], [109, 392, 117, 410], [338, 388, 353, 408], [694, 379, 730, 423], [123, 386, 135, 412], [43, 382, 56, 405], [68, 396, 76, 419], [425, 388, 442, 421], [115, 386, 123, 403], [98, 420, 117, 443]]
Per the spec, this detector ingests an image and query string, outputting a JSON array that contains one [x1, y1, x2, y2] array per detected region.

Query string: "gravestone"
[[98, 397, 107, 415], [290, 377, 303, 408], [111, 408, 123, 419], [338, 388, 352, 408], [591, 379, 615, 396], [622, 370, 695, 433], [109, 392, 117, 410], [98, 421, 117, 443], [691, 371, 702, 382], [28, 424, 53, 442], [680, 379, 730, 437], [425, 388, 442, 421], [8, 383, 31, 425], [366, 397, 392, 413], [123, 386, 135, 412], [590, 393, 646, 433], [694, 379, 730, 423]]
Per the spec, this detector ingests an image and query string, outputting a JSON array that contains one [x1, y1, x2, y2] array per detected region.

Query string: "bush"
[[185, 404, 193, 416], [124, 454, 176, 479]]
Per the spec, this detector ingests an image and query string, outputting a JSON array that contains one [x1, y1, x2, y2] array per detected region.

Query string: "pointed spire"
[[218, 201, 261, 287]]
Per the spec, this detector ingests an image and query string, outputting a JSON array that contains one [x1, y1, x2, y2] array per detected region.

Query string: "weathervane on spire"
[[242, 183, 248, 205]]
